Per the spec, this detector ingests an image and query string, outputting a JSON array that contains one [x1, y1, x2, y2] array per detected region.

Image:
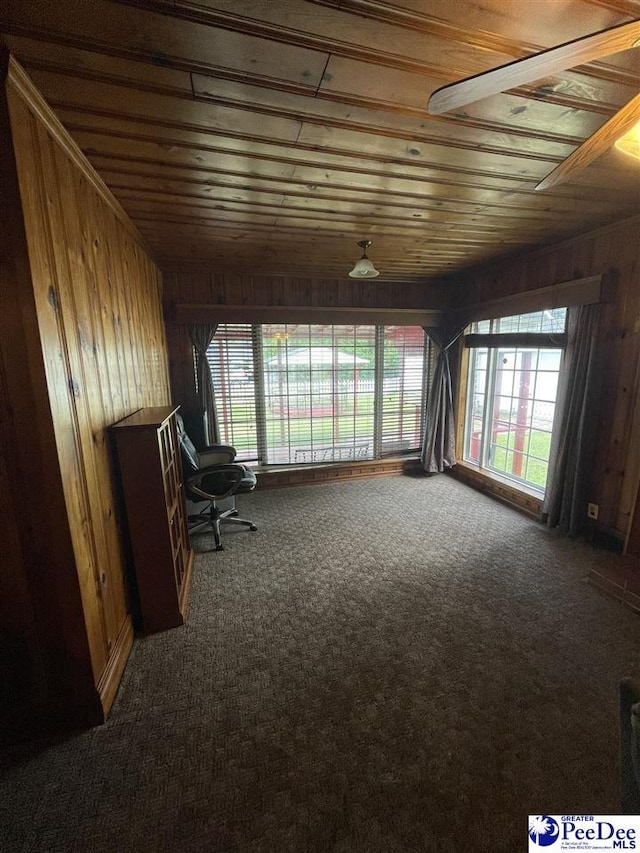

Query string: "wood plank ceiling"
[[2, 0, 639, 281]]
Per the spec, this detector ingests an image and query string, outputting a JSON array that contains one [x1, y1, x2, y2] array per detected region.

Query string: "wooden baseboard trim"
[[256, 456, 422, 489], [449, 463, 543, 519], [587, 556, 640, 614], [97, 616, 134, 718]]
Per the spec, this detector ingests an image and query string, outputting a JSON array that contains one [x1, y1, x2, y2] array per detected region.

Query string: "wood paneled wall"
[[452, 215, 640, 539], [0, 56, 170, 731], [163, 269, 445, 310]]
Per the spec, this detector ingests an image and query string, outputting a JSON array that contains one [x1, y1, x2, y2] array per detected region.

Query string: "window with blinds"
[[206, 324, 260, 462], [379, 326, 429, 456], [262, 324, 377, 464], [205, 323, 429, 465]]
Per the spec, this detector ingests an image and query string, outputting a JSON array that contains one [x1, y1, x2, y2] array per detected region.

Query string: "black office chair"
[[620, 678, 640, 814], [176, 414, 257, 551]]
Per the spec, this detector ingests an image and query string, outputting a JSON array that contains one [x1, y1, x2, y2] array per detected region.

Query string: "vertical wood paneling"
[[1, 56, 99, 729], [454, 216, 640, 539], [9, 97, 110, 675], [37, 117, 118, 676], [163, 270, 444, 310], [1, 57, 170, 728], [50, 135, 129, 656]]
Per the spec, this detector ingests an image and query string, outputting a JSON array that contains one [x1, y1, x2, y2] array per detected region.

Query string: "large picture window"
[[206, 324, 430, 465], [463, 309, 566, 492]]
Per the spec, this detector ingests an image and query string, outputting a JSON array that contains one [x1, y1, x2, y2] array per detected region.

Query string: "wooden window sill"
[[449, 461, 544, 519], [255, 455, 421, 489]]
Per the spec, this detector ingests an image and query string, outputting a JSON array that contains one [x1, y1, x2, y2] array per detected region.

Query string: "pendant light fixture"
[[348, 240, 379, 278]]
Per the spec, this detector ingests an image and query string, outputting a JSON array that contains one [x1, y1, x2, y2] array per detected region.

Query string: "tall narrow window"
[[463, 309, 566, 493], [206, 324, 259, 461], [379, 326, 428, 456]]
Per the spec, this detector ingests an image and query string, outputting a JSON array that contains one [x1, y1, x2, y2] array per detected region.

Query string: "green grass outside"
[[221, 393, 422, 450], [266, 413, 374, 445], [223, 394, 552, 489], [491, 428, 552, 489]]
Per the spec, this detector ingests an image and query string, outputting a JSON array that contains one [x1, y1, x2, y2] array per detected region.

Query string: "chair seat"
[[238, 467, 257, 492], [176, 413, 257, 551]]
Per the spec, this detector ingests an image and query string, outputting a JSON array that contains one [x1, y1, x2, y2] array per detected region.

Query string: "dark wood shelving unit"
[[112, 406, 193, 634]]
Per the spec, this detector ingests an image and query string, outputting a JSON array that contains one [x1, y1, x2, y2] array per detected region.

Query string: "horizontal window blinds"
[[206, 324, 259, 462], [262, 324, 376, 465], [203, 323, 430, 466], [380, 326, 427, 455]]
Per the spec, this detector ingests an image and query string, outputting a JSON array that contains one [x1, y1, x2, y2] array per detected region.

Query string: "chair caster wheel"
[[249, 525, 258, 532], [215, 544, 224, 551]]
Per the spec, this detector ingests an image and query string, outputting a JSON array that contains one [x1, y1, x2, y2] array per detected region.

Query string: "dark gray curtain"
[[543, 303, 603, 535], [421, 324, 466, 474], [189, 324, 220, 446]]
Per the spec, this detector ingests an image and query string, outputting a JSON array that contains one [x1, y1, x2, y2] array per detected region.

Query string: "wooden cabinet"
[[112, 406, 193, 634]]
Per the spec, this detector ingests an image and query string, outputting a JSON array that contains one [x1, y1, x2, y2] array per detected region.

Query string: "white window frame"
[[461, 310, 567, 494]]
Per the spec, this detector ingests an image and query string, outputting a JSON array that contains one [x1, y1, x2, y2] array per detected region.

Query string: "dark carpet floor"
[[1, 474, 639, 852]]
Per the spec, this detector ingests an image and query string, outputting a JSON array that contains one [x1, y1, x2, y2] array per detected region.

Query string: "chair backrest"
[[175, 413, 200, 473]]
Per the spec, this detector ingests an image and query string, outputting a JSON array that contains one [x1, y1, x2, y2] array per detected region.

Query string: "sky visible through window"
[[464, 309, 566, 492]]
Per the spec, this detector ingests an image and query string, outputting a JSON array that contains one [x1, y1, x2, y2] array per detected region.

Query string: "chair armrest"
[[198, 445, 236, 466], [186, 464, 245, 501]]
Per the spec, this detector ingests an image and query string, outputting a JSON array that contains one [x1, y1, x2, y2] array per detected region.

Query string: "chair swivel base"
[[188, 506, 257, 552]]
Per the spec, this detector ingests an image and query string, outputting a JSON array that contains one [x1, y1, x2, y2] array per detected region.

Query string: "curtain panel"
[[421, 325, 466, 474], [543, 303, 603, 535], [189, 324, 220, 446]]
